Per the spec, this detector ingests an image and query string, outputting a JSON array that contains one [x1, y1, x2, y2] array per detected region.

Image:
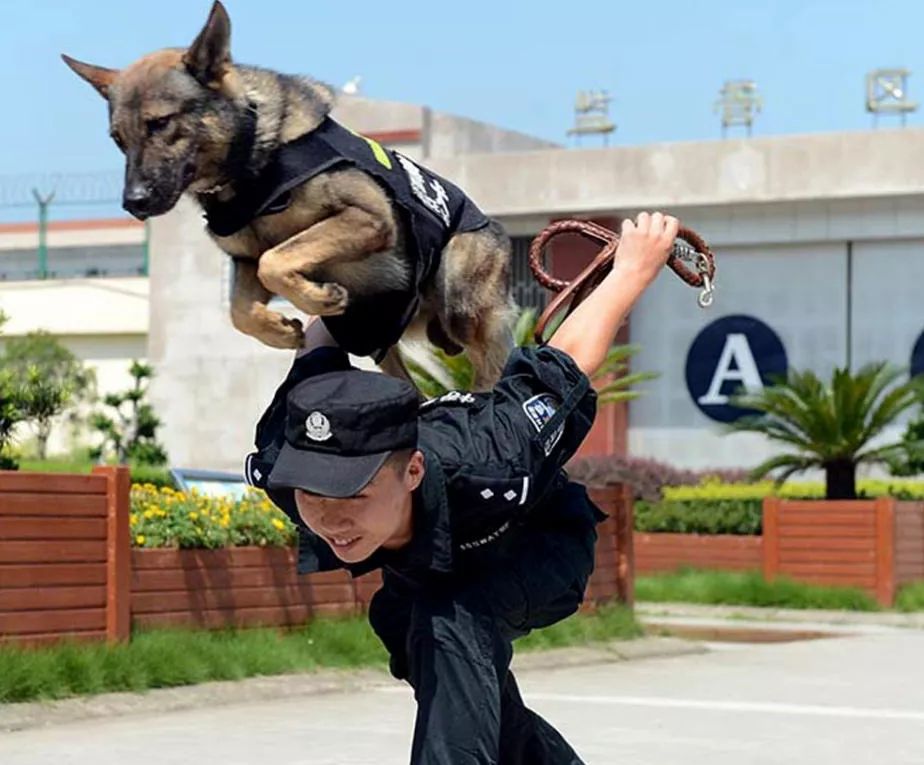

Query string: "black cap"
[[267, 369, 419, 498]]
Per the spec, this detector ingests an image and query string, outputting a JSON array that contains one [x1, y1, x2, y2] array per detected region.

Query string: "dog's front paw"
[[250, 310, 305, 349]]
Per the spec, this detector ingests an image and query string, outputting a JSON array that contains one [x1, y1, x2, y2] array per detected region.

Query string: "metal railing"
[[0, 171, 148, 280]]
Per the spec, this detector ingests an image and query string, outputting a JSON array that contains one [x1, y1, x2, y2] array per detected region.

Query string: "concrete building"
[[6, 94, 924, 471]]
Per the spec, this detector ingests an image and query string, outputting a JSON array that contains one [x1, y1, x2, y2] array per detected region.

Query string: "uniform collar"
[[393, 447, 453, 574]]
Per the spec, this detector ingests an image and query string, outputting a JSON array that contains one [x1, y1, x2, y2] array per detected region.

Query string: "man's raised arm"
[[548, 212, 678, 378]]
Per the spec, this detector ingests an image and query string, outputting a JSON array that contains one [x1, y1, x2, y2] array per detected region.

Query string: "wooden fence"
[[0, 467, 130, 645], [635, 532, 763, 574], [131, 548, 377, 630], [895, 502, 924, 588], [1, 473, 634, 644], [763, 498, 924, 606]]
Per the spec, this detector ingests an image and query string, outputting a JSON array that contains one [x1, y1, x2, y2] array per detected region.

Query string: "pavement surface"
[[2, 628, 924, 764]]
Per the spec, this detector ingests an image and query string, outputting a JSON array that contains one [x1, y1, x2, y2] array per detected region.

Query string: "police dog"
[[63, 1, 514, 389]]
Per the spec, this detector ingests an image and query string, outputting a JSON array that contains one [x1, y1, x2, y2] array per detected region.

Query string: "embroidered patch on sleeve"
[[420, 390, 477, 409], [522, 393, 565, 456]]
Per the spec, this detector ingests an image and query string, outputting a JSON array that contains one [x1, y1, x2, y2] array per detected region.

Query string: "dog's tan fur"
[[64, 1, 515, 389]]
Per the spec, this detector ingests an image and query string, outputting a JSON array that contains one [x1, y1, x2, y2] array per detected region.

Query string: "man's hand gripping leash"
[[529, 218, 718, 345]]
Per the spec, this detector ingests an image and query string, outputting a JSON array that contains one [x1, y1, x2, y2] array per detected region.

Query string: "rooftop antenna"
[[567, 90, 616, 147], [714, 79, 762, 138], [867, 68, 917, 127]]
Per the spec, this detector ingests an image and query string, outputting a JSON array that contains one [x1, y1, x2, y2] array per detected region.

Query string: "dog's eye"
[[145, 116, 172, 137]]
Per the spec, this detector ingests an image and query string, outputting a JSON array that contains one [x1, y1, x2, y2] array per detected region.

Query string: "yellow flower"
[[271, 518, 285, 531], [136, 535, 146, 545], [189, 511, 199, 521], [130, 513, 138, 525]]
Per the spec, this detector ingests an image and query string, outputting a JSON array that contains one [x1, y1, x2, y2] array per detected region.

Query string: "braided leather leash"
[[528, 219, 717, 344]]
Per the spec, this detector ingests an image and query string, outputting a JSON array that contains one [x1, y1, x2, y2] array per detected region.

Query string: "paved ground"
[[2, 630, 924, 764]]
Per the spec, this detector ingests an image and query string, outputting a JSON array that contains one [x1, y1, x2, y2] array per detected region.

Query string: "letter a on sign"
[[685, 315, 788, 423], [697, 333, 764, 405]]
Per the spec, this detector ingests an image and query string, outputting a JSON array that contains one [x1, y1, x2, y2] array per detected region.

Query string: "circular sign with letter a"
[[685, 314, 788, 423], [912, 330, 924, 380]]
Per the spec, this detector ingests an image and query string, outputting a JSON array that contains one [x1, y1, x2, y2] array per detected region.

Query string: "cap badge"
[[305, 411, 333, 442]]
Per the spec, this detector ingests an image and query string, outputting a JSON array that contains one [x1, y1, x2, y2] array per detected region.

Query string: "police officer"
[[245, 212, 679, 764]]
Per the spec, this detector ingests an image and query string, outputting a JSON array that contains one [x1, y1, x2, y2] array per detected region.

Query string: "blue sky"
[[0, 0, 921, 204]]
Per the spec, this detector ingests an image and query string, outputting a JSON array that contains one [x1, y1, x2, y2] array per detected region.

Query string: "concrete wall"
[[333, 94, 559, 162], [427, 111, 560, 157], [426, 128, 924, 219], [146, 197, 295, 471]]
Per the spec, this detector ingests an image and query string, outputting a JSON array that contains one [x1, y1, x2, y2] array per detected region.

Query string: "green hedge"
[[18, 458, 174, 489], [635, 499, 763, 535]]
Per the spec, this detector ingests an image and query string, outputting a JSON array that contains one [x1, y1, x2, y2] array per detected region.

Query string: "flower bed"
[[130, 485, 296, 549]]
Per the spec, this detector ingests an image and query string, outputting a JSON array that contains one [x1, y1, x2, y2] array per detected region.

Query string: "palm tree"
[[729, 363, 924, 499], [400, 308, 656, 405]]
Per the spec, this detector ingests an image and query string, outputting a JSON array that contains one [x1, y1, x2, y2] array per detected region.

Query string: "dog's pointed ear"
[[184, 0, 232, 88], [61, 54, 119, 99]]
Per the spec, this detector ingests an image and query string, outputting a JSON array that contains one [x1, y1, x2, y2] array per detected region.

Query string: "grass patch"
[[0, 606, 640, 704], [516, 604, 641, 651], [18, 458, 96, 474], [636, 568, 880, 611], [0, 618, 387, 704], [896, 582, 924, 612]]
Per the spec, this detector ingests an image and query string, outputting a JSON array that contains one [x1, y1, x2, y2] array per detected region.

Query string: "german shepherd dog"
[[63, 1, 515, 389]]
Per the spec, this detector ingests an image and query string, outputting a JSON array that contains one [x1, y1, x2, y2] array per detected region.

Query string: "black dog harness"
[[203, 117, 490, 359]]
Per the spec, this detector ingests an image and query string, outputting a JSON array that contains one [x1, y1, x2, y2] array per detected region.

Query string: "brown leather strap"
[[528, 219, 716, 344]]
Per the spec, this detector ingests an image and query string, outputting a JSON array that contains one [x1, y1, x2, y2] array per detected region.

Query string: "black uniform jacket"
[[245, 344, 605, 586]]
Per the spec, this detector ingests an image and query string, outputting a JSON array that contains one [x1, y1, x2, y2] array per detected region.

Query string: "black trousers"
[[368, 516, 597, 765]]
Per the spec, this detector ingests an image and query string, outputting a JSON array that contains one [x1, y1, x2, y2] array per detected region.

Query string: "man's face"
[[294, 451, 425, 564]]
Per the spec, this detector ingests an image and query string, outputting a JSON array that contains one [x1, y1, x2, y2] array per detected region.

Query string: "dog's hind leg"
[[230, 259, 304, 348], [258, 206, 394, 317], [436, 222, 517, 391]]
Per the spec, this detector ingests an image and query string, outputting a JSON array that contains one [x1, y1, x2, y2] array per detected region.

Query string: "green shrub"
[[129, 464, 174, 489], [895, 581, 924, 612], [635, 499, 763, 535], [19, 458, 175, 489], [663, 478, 924, 501]]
